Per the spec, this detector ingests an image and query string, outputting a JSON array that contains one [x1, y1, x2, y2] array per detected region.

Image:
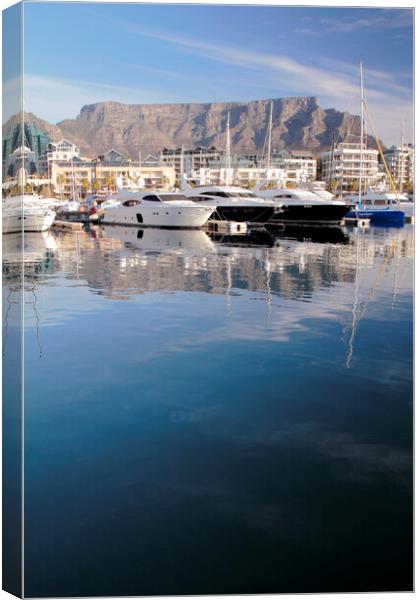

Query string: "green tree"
[[327, 179, 339, 194], [261, 181, 277, 190], [346, 179, 358, 193], [57, 173, 66, 199], [161, 175, 170, 189], [81, 178, 90, 198], [105, 176, 115, 191]]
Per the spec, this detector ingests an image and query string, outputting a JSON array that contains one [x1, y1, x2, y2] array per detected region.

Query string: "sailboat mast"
[[358, 60, 364, 205], [71, 156, 76, 201], [226, 111, 231, 184], [399, 120, 405, 193], [267, 100, 273, 171]]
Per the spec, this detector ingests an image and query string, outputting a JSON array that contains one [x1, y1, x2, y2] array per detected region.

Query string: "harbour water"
[[3, 224, 413, 595]]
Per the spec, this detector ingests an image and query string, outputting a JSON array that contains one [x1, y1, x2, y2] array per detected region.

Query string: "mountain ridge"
[[3, 97, 368, 158]]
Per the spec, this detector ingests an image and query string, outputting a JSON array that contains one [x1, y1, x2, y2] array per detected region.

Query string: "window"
[[159, 194, 189, 202], [200, 191, 229, 198], [122, 199, 140, 207], [143, 195, 161, 202]]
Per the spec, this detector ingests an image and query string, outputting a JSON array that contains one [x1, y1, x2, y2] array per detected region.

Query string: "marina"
[[2, 2, 414, 596]]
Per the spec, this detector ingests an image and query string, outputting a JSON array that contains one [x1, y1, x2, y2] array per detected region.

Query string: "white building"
[[161, 147, 225, 180], [384, 145, 414, 189], [271, 150, 317, 181], [320, 142, 379, 190], [41, 139, 80, 174]]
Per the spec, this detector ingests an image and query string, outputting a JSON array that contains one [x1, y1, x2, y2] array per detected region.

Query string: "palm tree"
[[105, 176, 115, 191], [58, 173, 66, 199], [81, 178, 90, 198], [347, 179, 358, 193], [327, 179, 339, 194], [161, 175, 170, 190]]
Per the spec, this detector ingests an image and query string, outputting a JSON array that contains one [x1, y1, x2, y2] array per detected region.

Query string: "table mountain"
[[5, 97, 367, 158]]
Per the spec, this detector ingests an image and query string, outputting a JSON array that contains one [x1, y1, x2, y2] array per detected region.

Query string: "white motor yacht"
[[2, 196, 56, 234], [183, 185, 278, 223], [101, 191, 215, 228]]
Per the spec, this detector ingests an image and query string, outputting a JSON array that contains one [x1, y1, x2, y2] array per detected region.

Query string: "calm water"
[[3, 223, 413, 596]]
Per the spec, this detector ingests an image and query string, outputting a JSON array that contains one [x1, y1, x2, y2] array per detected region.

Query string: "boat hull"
[[211, 205, 276, 223], [102, 203, 213, 228], [346, 208, 405, 225], [2, 210, 55, 234], [268, 204, 353, 225]]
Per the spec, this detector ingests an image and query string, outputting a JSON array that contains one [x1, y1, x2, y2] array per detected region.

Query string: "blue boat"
[[346, 206, 405, 225], [345, 62, 407, 228]]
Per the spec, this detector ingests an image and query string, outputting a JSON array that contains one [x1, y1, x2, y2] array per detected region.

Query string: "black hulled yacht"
[[259, 188, 354, 226], [183, 185, 280, 224]]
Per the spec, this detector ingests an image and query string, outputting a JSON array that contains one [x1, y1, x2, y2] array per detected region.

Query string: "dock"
[[53, 220, 85, 230], [343, 217, 371, 228], [205, 220, 248, 234]]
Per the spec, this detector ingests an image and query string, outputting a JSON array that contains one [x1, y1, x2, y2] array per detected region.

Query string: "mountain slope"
[[4, 97, 365, 158]]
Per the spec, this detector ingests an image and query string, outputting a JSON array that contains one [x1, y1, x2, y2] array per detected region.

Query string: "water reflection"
[[3, 224, 413, 596], [3, 232, 57, 358], [3, 225, 413, 368]]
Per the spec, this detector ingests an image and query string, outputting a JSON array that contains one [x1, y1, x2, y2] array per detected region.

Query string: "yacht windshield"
[[200, 191, 230, 198], [159, 194, 190, 202]]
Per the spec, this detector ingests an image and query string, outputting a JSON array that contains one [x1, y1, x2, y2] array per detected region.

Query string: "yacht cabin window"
[[143, 195, 161, 202], [122, 199, 140, 207], [200, 191, 229, 198], [159, 194, 189, 202]]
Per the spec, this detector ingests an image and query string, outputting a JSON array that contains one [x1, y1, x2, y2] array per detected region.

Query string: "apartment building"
[[383, 145, 414, 188], [320, 142, 379, 189]]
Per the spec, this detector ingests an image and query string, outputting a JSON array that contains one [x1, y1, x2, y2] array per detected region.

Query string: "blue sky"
[[12, 3, 415, 144]]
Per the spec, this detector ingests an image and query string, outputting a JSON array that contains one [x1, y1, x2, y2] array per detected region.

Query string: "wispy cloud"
[[20, 15, 413, 144], [21, 73, 188, 123], [298, 9, 413, 34], [121, 24, 413, 143]]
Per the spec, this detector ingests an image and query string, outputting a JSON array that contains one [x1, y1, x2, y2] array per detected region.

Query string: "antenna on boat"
[[267, 100, 273, 172], [358, 60, 364, 207], [399, 120, 405, 194], [226, 111, 231, 185]]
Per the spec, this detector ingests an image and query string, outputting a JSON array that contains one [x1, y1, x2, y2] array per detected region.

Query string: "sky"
[[5, 2, 414, 145]]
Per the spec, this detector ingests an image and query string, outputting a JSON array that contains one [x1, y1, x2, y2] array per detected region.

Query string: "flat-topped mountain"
[[4, 97, 367, 158]]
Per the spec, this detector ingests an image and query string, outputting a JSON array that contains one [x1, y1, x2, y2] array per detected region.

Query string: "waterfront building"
[[40, 139, 80, 174], [98, 149, 124, 164], [320, 142, 379, 191], [271, 150, 317, 181], [50, 151, 176, 197], [383, 145, 414, 189], [160, 147, 226, 179]]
